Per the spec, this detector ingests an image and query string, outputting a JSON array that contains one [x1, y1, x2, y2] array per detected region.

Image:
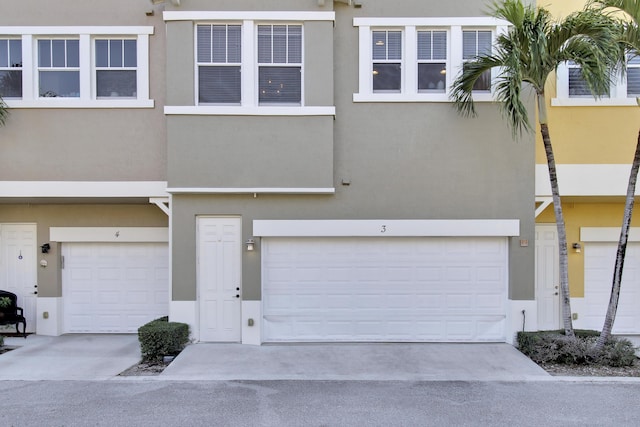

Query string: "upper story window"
[[38, 39, 80, 98], [0, 26, 154, 108], [554, 52, 640, 106], [353, 17, 507, 103], [0, 38, 22, 98], [462, 30, 491, 92], [372, 30, 402, 93], [95, 39, 138, 98], [258, 24, 302, 104], [197, 24, 242, 104], [195, 21, 304, 107], [417, 30, 447, 93]]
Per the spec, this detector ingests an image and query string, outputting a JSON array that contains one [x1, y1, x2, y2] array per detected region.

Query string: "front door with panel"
[[536, 225, 561, 330], [0, 224, 37, 332], [198, 217, 242, 342]]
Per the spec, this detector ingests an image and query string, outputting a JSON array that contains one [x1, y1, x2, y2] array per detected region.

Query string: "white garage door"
[[63, 243, 169, 333], [262, 237, 508, 342], [584, 243, 640, 334]]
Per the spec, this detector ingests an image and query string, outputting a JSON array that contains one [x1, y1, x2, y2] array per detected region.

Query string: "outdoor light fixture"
[[41, 243, 50, 254], [245, 238, 256, 252], [572, 243, 582, 253]]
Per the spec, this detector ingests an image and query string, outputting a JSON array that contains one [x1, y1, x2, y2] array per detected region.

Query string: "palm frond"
[[0, 96, 8, 127]]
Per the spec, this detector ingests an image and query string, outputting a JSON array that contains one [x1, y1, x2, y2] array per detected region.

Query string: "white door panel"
[[63, 242, 169, 333], [536, 225, 561, 330], [584, 243, 640, 333], [0, 224, 37, 332], [198, 217, 241, 342]]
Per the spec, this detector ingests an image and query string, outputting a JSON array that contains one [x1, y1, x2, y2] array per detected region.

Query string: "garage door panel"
[[63, 242, 169, 333], [585, 243, 640, 334], [263, 237, 507, 342]]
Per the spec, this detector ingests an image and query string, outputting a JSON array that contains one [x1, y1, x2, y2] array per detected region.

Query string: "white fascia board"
[[164, 106, 335, 116], [164, 11, 335, 22], [551, 98, 639, 107], [581, 227, 640, 242], [167, 187, 335, 195], [353, 17, 510, 27], [0, 181, 169, 198], [0, 26, 154, 35], [50, 227, 168, 243], [253, 219, 520, 237], [535, 164, 636, 197]]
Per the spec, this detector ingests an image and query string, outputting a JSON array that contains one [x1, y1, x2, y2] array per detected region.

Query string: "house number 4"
[[381, 225, 387, 233]]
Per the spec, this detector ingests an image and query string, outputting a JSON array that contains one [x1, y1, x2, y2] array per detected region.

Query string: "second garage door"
[[62, 242, 169, 333], [262, 237, 508, 342]]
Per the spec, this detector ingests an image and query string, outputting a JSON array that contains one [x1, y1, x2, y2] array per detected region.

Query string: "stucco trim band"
[[581, 227, 640, 242], [0, 181, 169, 198], [50, 227, 169, 242], [535, 164, 640, 197], [253, 219, 520, 237], [164, 11, 335, 22], [167, 187, 335, 194]]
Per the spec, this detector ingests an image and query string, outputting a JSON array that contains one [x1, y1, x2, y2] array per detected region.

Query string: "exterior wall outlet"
[[572, 313, 578, 320]]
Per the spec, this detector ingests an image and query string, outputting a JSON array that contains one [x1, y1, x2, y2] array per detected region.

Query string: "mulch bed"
[[539, 361, 640, 377]]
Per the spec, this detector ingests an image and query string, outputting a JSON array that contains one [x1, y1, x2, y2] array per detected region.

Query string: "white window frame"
[[0, 37, 22, 99], [416, 29, 448, 94], [164, 11, 335, 116], [371, 29, 404, 94], [553, 58, 639, 107], [0, 26, 153, 109], [353, 17, 509, 103], [93, 37, 139, 100], [37, 37, 80, 98]]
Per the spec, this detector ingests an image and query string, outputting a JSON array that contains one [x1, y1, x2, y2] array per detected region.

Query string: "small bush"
[[517, 330, 638, 367], [138, 316, 189, 363]]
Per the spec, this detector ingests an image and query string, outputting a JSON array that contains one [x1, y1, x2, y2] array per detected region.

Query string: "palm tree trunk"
[[538, 95, 574, 337], [595, 129, 640, 351]]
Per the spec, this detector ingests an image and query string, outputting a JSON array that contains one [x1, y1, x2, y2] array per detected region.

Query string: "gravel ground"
[[539, 361, 640, 377]]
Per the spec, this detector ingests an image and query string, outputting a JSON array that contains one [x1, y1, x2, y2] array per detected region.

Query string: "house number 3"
[[381, 225, 387, 233]]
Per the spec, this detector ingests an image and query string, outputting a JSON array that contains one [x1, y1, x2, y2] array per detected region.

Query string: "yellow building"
[[536, 0, 640, 340]]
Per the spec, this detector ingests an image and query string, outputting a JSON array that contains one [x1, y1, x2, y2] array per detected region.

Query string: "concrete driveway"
[[159, 342, 550, 381], [0, 334, 140, 380], [0, 335, 550, 381]]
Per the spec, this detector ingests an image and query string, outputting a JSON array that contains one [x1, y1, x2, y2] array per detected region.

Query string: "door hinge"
[[60, 255, 65, 269]]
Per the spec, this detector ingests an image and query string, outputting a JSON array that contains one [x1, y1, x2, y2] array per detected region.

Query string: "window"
[[95, 39, 137, 98], [197, 24, 241, 104], [38, 39, 80, 98], [626, 53, 640, 97], [417, 30, 447, 92], [194, 21, 305, 108], [258, 24, 302, 104], [372, 30, 402, 93], [0, 38, 22, 98], [353, 18, 504, 103], [462, 30, 492, 92], [0, 26, 153, 108], [554, 51, 640, 106]]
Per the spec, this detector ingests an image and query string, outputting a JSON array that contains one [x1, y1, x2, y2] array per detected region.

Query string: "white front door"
[[0, 224, 37, 332], [536, 225, 560, 330], [198, 217, 242, 342]]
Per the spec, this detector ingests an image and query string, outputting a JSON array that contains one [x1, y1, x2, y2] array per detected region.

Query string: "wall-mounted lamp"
[[245, 239, 256, 252], [572, 243, 582, 253], [41, 243, 50, 254]]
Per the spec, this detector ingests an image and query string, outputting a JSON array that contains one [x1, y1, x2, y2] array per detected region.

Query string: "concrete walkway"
[[0, 334, 140, 380], [159, 342, 551, 381]]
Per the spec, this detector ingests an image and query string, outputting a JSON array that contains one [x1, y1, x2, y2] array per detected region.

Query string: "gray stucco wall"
[[0, 204, 168, 298], [0, 0, 167, 181], [168, 0, 535, 303]]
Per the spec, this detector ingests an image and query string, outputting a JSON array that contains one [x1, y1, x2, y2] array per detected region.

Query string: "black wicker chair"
[[0, 290, 26, 337]]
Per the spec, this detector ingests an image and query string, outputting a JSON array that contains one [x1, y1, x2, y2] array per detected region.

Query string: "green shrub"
[[517, 330, 637, 367], [138, 316, 189, 363]]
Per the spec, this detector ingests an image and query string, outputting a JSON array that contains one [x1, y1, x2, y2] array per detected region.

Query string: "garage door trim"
[[254, 219, 519, 237]]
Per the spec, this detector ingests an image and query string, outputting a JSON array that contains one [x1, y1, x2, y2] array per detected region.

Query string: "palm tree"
[[590, 0, 640, 351], [451, 0, 619, 337], [0, 96, 7, 127]]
